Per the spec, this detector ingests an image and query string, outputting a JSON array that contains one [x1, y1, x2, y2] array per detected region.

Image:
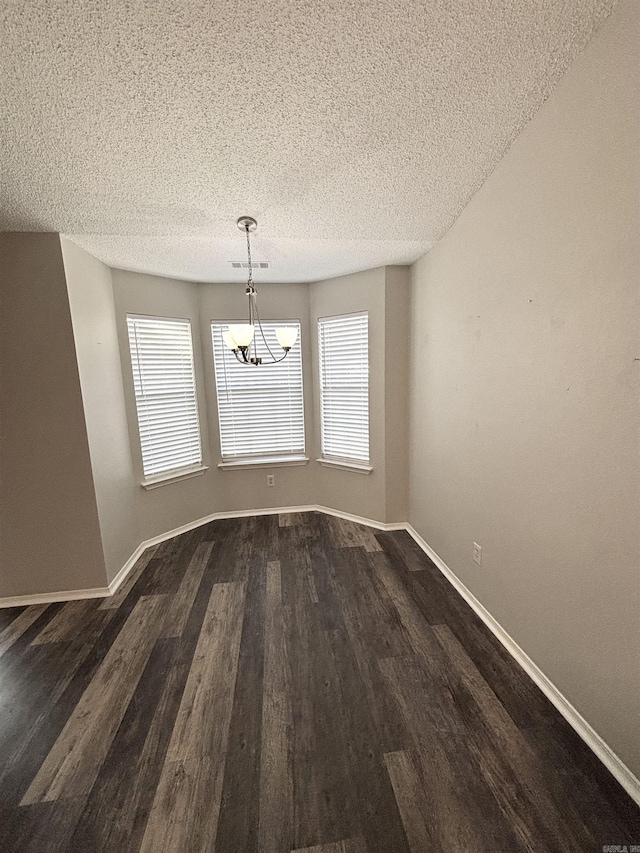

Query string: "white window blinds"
[[211, 321, 305, 460], [126, 315, 202, 478], [318, 312, 369, 463]]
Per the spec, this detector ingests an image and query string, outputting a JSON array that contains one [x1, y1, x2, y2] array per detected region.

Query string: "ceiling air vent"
[[230, 261, 270, 269]]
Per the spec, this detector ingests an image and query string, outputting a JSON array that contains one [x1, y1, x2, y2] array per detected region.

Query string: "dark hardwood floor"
[[0, 511, 637, 852]]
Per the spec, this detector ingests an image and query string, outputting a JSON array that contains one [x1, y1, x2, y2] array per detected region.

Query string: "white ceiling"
[[1, 0, 616, 283]]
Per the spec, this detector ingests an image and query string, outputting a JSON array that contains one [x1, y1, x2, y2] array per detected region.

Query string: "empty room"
[[1, 0, 638, 851]]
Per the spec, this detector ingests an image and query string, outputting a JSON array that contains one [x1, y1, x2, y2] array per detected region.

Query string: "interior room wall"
[[0, 233, 107, 598], [112, 271, 317, 541], [310, 267, 388, 521], [112, 269, 215, 540], [408, 0, 639, 778], [112, 265, 410, 540], [61, 238, 139, 585], [384, 266, 410, 523]]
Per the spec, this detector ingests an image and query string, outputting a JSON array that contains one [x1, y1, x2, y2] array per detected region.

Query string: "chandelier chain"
[[245, 224, 253, 291]]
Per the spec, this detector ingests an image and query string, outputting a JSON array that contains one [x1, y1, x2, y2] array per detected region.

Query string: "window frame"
[[317, 310, 371, 472], [126, 313, 206, 488], [210, 318, 308, 468]]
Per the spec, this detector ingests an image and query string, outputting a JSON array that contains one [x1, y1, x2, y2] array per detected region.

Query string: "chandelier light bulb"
[[275, 326, 298, 350], [222, 330, 237, 351], [229, 324, 255, 348]]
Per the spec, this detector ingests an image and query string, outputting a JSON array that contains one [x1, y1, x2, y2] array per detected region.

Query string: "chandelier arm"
[[253, 295, 283, 364], [269, 351, 291, 363]]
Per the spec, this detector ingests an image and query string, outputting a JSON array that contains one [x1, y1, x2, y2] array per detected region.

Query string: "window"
[[318, 312, 370, 465], [211, 321, 305, 463], [126, 315, 202, 480]]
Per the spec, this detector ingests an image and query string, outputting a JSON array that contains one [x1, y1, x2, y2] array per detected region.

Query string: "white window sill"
[[317, 458, 373, 474], [218, 455, 309, 471], [141, 464, 208, 490]]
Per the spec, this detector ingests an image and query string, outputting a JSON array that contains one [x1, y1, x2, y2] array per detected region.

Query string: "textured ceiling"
[[1, 0, 616, 283]]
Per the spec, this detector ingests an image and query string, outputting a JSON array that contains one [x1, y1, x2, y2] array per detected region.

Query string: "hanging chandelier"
[[222, 216, 298, 365]]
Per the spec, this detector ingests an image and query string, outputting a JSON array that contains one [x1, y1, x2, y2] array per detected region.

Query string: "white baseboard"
[[106, 543, 149, 596], [0, 587, 111, 609], [314, 504, 405, 532], [404, 523, 640, 807], [2, 504, 637, 807]]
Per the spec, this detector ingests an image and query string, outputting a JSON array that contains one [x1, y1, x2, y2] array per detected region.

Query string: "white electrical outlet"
[[266, 474, 275, 487], [473, 542, 482, 566]]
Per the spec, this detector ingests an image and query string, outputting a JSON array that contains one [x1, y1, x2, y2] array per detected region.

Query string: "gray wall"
[[0, 234, 107, 597], [309, 266, 411, 523], [112, 271, 318, 540], [384, 266, 410, 523], [112, 269, 214, 540], [62, 239, 139, 584], [110, 266, 409, 540], [408, 0, 639, 778]]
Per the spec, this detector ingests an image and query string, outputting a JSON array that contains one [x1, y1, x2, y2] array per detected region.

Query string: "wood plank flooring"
[[0, 511, 638, 852]]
